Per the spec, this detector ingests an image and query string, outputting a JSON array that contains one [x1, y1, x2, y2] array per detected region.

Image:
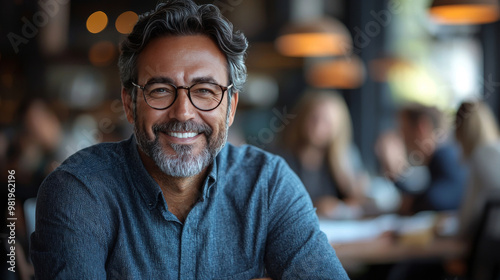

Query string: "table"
[[333, 235, 467, 267], [319, 212, 468, 269]]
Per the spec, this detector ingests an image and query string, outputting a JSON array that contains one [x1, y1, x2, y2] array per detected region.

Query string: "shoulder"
[[471, 142, 500, 163], [470, 142, 500, 183], [218, 143, 291, 172], [431, 142, 463, 167], [40, 138, 133, 198], [56, 138, 131, 177], [434, 143, 461, 159], [216, 144, 304, 195]]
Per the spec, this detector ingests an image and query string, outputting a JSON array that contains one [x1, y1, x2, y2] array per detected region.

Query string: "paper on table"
[[319, 212, 437, 244]]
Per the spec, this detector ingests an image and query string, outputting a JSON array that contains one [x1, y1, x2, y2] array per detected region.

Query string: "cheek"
[[203, 108, 229, 134], [135, 104, 163, 135]]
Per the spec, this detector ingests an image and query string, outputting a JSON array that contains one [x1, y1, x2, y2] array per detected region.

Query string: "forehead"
[[136, 35, 229, 84]]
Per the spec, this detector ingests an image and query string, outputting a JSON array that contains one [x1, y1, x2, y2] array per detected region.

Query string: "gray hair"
[[118, 0, 248, 102]]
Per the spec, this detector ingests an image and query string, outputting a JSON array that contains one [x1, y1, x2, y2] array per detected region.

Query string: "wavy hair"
[[284, 90, 356, 197], [455, 101, 500, 158], [118, 0, 248, 103]]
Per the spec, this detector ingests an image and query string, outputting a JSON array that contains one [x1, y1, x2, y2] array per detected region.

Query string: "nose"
[[166, 89, 196, 121]]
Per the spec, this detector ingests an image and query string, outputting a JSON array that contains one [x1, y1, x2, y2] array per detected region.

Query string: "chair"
[[467, 195, 500, 280], [23, 198, 36, 248]]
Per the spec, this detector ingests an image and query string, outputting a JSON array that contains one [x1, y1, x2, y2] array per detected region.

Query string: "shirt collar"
[[200, 155, 218, 201], [127, 135, 163, 210]]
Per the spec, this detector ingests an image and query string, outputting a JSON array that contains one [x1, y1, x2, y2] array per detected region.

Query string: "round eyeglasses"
[[131, 81, 233, 111]]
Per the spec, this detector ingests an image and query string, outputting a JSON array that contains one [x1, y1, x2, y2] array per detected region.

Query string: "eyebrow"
[[191, 76, 219, 84], [145, 77, 174, 85], [144, 76, 221, 86]]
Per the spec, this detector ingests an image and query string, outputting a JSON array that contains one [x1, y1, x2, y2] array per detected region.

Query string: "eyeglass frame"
[[131, 81, 234, 112]]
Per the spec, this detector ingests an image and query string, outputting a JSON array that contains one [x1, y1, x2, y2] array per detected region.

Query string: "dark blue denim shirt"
[[30, 136, 348, 279]]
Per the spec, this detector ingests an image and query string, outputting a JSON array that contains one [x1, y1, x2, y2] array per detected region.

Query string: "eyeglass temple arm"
[[131, 81, 144, 90]]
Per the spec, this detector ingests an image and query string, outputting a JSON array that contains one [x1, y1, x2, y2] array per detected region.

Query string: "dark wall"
[[342, 0, 394, 173], [481, 20, 500, 120]]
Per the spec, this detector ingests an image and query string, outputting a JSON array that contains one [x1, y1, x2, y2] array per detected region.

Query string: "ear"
[[227, 91, 238, 127], [121, 87, 135, 124]]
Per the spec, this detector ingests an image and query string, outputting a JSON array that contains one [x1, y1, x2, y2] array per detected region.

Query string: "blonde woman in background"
[[455, 101, 500, 239], [279, 90, 371, 219]]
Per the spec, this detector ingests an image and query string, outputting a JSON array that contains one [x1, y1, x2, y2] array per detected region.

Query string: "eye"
[[151, 87, 170, 93], [147, 84, 175, 96], [191, 83, 220, 96], [192, 88, 215, 95]]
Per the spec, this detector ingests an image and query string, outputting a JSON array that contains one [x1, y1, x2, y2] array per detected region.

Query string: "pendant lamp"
[[275, 17, 352, 57], [429, 0, 500, 24], [306, 56, 365, 89]]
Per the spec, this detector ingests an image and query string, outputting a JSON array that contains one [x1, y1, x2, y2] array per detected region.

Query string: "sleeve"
[[264, 158, 349, 280], [30, 170, 110, 280]]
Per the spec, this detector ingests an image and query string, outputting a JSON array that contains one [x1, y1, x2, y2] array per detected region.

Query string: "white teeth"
[[167, 132, 198, 139]]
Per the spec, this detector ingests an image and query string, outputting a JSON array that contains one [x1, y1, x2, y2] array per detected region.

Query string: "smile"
[[166, 131, 199, 139]]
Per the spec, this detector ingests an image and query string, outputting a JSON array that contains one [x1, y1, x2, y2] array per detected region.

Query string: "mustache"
[[152, 120, 212, 136]]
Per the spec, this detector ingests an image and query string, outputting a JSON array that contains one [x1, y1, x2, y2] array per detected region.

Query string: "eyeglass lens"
[[144, 82, 224, 110]]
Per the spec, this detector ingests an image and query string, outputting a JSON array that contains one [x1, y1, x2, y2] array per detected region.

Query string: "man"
[[378, 103, 467, 214], [30, 1, 349, 279]]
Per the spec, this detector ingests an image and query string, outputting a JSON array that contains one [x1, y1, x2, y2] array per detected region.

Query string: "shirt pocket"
[[212, 265, 264, 280]]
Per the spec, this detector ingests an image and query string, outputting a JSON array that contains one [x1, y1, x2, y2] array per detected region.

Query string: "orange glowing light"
[[307, 57, 365, 89], [89, 41, 116, 67], [276, 33, 350, 57], [275, 17, 352, 57], [430, 4, 499, 24], [86, 11, 108, 34], [115, 11, 138, 34]]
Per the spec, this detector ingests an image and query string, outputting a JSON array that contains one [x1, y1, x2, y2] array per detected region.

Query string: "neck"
[[137, 146, 208, 223], [298, 145, 326, 170]]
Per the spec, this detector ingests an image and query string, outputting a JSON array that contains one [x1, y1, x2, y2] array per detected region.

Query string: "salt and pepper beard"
[[134, 101, 231, 178]]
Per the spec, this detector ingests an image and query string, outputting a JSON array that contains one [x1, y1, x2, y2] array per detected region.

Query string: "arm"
[[30, 170, 110, 279], [264, 158, 349, 280]]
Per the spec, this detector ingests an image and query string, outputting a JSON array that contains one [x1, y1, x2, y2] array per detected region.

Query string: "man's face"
[[398, 114, 416, 153], [398, 113, 433, 155], [123, 35, 238, 177]]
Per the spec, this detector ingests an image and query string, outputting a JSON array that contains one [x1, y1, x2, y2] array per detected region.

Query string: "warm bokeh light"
[[89, 41, 116, 66], [1, 73, 14, 88], [86, 11, 108, 34], [307, 56, 366, 89], [430, 4, 500, 24], [275, 17, 352, 57], [369, 58, 412, 82], [115, 11, 139, 34], [276, 33, 351, 57]]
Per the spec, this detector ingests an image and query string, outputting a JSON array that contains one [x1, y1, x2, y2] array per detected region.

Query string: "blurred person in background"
[[455, 101, 500, 240], [377, 103, 468, 215], [279, 90, 373, 219]]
